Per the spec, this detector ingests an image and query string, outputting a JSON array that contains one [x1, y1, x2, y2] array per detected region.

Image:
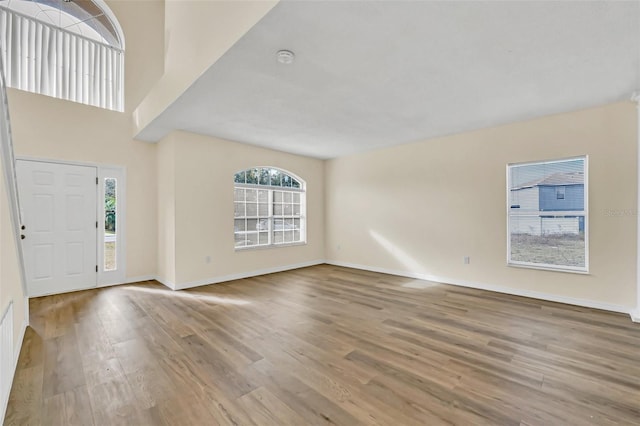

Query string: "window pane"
[[234, 171, 246, 184], [257, 219, 269, 231], [234, 202, 245, 217], [246, 189, 258, 202], [104, 178, 117, 271], [246, 169, 259, 184], [234, 219, 246, 232], [282, 175, 292, 187], [274, 231, 284, 244], [293, 193, 300, 203], [235, 233, 248, 248], [247, 219, 258, 231], [273, 204, 283, 216], [283, 192, 292, 203], [259, 168, 270, 185], [294, 230, 301, 242], [258, 190, 268, 203], [274, 219, 284, 230], [293, 204, 300, 215], [508, 157, 586, 271], [259, 232, 269, 245], [291, 179, 300, 189], [284, 231, 293, 243], [246, 203, 258, 216], [258, 203, 268, 217], [234, 188, 245, 201], [247, 233, 259, 246], [293, 218, 301, 230], [270, 169, 282, 186], [274, 191, 283, 203]]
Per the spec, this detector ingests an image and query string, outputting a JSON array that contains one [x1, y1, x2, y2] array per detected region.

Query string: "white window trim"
[[506, 156, 589, 274], [98, 166, 126, 286]]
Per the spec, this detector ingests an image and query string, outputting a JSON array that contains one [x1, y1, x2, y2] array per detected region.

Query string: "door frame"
[[16, 156, 126, 288]]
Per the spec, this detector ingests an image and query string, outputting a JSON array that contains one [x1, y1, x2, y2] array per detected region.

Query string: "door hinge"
[[96, 177, 99, 185], [96, 221, 98, 229], [96, 265, 98, 272]]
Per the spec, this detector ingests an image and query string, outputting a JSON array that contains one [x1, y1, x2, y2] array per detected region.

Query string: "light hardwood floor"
[[4, 265, 640, 425]]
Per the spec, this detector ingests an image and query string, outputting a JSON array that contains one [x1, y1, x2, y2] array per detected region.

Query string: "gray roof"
[[513, 172, 584, 190]]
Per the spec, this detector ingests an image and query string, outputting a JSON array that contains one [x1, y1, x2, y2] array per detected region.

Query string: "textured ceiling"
[[136, 1, 640, 159]]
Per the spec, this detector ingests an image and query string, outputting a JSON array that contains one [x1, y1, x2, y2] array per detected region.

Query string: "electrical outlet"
[[463, 256, 470, 264]]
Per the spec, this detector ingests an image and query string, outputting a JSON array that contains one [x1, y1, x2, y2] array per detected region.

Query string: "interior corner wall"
[[0, 151, 26, 366], [325, 101, 637, 310], [166, 131, 325, 289], [5, 0, 164, 282], [157, 133, 176, 287]]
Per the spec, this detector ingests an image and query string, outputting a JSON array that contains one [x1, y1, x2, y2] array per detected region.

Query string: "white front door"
[[16, 160, 97, 297]]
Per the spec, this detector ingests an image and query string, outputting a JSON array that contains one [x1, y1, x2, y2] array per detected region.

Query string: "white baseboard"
[[173, 260, 326, 291], [153, 276, 176, 290], [326, 260, 634, 317], [123, 275, 156, 285], [631, 309, 640, 323], [1, 318, 27, 422]]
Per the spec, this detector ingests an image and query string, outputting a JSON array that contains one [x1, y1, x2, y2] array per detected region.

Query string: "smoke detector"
[[276, 50, 295, 64]]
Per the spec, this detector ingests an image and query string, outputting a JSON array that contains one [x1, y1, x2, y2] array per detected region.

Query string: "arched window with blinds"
[[0, 0, 125, 111]]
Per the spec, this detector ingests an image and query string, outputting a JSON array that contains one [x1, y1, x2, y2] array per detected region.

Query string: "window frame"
[[506, 156, 589, 274], [234, 168, 306, 251]]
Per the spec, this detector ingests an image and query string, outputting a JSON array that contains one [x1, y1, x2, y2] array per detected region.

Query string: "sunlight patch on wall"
[[369, 229, 426, 274]]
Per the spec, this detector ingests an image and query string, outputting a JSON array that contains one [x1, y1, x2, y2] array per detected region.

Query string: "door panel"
[[16, 160, 97, 297]]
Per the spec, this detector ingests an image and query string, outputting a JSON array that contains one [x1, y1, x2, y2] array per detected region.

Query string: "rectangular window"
[[507, 157, 587, 273], [234, 187, 304, 249], [104, 178, 117, 271]]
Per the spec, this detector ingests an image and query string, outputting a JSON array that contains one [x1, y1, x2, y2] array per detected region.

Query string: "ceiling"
[[136, 1, 640, 159]]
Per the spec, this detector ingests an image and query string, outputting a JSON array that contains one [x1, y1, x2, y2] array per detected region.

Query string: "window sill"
[[507, 262, 589, 275], [235, 241, 307, 252]]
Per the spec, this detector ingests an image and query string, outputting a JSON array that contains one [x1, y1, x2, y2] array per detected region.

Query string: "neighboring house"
[[510, 172, 584, 235]]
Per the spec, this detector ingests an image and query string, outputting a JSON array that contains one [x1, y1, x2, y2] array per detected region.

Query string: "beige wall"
[[162, 131, 325, 288], [326, 102, 637, 309], [6, 0, 165, 281], [133, 0, 278, 136], [0, 154, 26, 356]]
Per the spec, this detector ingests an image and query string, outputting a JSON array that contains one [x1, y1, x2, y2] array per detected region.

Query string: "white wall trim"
[[631, 309, 640, 323], [173, 259, 325, 291], [153, 275, 176, 291], [1, 317, 27, 422], [123, 275, 156, 284], [326, 260, 634, 317]]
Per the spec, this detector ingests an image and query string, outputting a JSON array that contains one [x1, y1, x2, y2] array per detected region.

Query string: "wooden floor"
[[4, 265, 640, 425]]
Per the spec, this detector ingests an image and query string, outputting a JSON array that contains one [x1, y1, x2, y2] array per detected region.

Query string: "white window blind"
[[0, 8, 124, 111]]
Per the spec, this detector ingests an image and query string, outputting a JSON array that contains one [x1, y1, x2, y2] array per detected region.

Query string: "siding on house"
[[510, 186, 539, 211], [539, 184, 584, 211]]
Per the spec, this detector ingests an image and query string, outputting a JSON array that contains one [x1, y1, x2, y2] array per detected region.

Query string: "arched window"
[[234, 167, 306, 249], [0, 0, 125, 111]]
